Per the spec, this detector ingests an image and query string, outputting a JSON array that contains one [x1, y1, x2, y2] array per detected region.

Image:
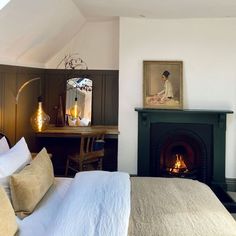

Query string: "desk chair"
[[65, 132, 105, 176], [0, 133, 11, 148]]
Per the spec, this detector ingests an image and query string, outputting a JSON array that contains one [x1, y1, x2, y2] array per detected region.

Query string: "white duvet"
[[17, 178, 72, 236], [47, 171, 130, 236]]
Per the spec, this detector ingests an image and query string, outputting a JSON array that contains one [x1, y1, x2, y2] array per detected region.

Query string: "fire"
[[169, 154, 188, 174]]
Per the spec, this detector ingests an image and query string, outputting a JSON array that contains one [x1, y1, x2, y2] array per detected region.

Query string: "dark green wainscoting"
[[135, 108, 233, 189]]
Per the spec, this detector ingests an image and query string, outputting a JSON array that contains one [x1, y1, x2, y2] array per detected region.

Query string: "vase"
[[55, 95, 65, 127]]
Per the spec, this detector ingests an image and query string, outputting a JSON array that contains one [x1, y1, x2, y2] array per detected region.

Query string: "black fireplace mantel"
[[135, 108, 233, 189]]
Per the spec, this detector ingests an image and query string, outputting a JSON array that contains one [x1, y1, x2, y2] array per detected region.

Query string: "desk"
[[35, 125, 119, 138], [35, 125, 119, 175]]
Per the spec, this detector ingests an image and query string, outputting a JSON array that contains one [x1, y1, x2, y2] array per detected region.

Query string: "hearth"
[[135, 108, 233, 189]]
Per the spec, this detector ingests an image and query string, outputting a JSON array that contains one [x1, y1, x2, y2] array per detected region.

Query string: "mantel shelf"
[[135, 108, 234, 114]]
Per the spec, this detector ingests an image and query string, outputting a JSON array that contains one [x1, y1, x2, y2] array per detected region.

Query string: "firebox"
[[150, 123, 212, 184], [135, 108, 233, 189]]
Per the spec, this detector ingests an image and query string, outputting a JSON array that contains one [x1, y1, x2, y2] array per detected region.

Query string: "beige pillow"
[[10, 148, 54, 219], [0, 137, 32, 200], [0, 186, 18, 236]]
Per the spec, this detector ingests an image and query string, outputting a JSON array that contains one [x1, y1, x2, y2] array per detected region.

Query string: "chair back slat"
[[79, 132, 105, 159]]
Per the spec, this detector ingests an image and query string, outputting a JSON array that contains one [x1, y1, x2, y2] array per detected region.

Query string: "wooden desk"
[[35, 125, 119, 138], [35, 125, 119, 175]]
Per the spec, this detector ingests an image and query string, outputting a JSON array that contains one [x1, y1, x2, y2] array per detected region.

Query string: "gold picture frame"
[[143, 61, 183, 109]]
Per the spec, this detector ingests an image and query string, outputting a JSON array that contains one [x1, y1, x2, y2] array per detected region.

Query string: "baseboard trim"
[[226, 178, 236, 192]]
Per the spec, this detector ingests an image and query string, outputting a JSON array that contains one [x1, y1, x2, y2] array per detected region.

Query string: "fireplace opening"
[[160, 135, 203, 180], [168, 153, 188, 174], [150, 123, 213, 184]]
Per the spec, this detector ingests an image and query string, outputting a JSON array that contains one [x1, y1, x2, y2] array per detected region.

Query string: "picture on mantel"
[[143, 61, 183, 109]]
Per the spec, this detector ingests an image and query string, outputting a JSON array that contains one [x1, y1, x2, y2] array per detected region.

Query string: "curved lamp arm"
[[14, 77, 41, 143], [15, 77, 41, 104]]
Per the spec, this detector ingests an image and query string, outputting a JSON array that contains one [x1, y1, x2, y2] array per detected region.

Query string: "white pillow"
[[0, 137, 32, 199], [0, 136, 10, 154], [0, 137, 32, 177]]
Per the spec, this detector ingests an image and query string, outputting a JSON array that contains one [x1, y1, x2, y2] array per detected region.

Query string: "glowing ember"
[[168, 154, 189, 174]]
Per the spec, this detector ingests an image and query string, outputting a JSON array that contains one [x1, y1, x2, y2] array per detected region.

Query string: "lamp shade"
[[30, 96, 50, 132]]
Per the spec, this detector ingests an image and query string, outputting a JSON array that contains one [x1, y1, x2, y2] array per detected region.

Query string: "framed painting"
[[143, 61, 183, 109]]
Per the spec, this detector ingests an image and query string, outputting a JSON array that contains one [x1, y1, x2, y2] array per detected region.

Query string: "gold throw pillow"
[[0, 186, 18, 236], [10, 148, 54, 219]]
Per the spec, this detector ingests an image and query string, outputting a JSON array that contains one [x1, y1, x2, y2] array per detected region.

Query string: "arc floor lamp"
[[15, 77, 50, 143]]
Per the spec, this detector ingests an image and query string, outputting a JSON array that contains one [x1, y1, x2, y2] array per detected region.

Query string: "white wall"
[[118, 17, 236, 178], [0, 0, 85, 68], [46, 19, 119, 70]]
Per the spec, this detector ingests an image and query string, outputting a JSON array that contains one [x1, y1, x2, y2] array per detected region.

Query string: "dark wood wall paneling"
[[0, 65, 119, 174], [0, 65, 44, 148], [44, 69, 119, 125], [43, 69, 119, 174]]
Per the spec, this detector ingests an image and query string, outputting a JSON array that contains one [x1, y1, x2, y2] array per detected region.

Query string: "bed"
[[129, 177, 236, 236], [0, 135, 236, 236], [15, 172, 236, 236]]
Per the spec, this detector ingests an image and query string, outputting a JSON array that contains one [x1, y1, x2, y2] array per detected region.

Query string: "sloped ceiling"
[[0, 0, 85, 67], [74, 0, 236, 19], [1, 0, 236, 67]]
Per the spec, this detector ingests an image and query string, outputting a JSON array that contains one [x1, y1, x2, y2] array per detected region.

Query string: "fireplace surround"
[[135, 108, 233, 189]]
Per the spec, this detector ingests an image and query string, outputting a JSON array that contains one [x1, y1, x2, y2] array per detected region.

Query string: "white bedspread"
[[128, 177, 236, 236], [48, 171, 131, 236], [17, 177, 72, 236]]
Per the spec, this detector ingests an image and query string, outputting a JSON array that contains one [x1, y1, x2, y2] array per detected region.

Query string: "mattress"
[[16, 177, 72, 236]]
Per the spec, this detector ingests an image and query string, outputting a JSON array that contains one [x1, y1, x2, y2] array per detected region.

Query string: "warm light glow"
[[30, 101, 50, 132], [169, 154, 188, 174], [36, 103, 43, 131], [70, 98, 80, 118]]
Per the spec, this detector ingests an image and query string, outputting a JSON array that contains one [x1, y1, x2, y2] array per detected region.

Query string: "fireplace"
[[150, 123, 212, 184], [135, 108, 233, 189]]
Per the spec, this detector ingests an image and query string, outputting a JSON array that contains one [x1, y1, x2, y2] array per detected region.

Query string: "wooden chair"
[[65, 132, 105, 176], [0, 132, 11, 148]]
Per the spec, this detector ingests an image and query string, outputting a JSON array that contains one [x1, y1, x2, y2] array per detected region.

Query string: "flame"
[[169, 154, 188, 174]]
